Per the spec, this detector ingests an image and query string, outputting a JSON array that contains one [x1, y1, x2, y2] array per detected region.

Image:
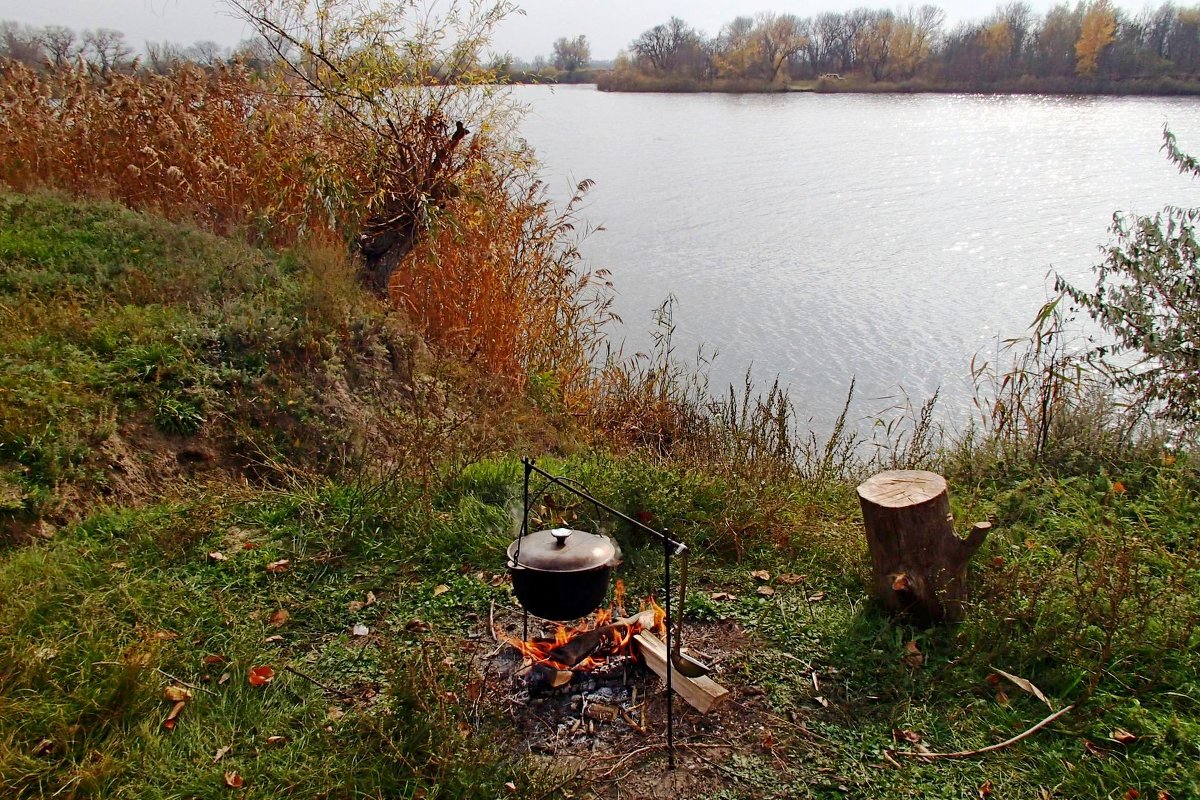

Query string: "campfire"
[[507, 583, 666, 690]]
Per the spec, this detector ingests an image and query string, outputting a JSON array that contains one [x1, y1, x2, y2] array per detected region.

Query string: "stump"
[[856, 470, 990, 624]]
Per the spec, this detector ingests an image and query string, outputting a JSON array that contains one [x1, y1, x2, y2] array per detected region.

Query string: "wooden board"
[[633, 631, 729, 714]]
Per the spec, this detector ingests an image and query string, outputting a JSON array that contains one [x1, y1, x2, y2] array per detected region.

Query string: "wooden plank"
[[633, 631, 729, 714]]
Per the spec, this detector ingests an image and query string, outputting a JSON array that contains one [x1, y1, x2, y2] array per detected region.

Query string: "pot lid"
[[507, 528, 617, 572]]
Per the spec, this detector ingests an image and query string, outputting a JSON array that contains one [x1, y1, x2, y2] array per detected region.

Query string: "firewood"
[[633, 632, 729, 714]]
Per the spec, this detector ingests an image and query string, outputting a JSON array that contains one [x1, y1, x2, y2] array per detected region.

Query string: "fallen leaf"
[[208, 551, 228, 562], [992, 666, 1053, 709], [761, 730, 776, 750], [213, 745, 231, 763], [756, 585, 776, 597], [750, 569, 771, 582], [347, 600, 365, 612], [164, 685, 192, 702], [242, 541, 258, 550], [488, 573, 508, 586], [110, 561, 128, 569], [806, 591, 827, 602], [203, 654, 226, 666], [263, 635, 284, 644], [247, 665, 274, 686], [33, 739, 54, 756], [891, 572, 911, 592], [266, 735, 286, 746], [1123, 791, 1140, 800], [1157, 791, 1173, 800], [162, 699, 186, 731], [1112, 728, 1136, 745], [365, 591, 377, 606], [709, 591, 737, 601], [153, 630, 179, 641], [979, 780, 994, 799], [778, 573, 806, 584], [1112, 481, 1126, 495], [266, 559, 290, 574], [406, 619, 431, 632], [893, 729, 921, 743], [433, 584, 450, 597], [505, 782, 518, 794], [1084, 739, 1107, 758], [223, 771, 244, 789], [815, 696, 830, 708], [269, 609, 289, 627], [996, 690, 1010, 706], [902, 640, 924, 668], [992, 556, 1006, 568], [326, 707, 345, 721], [218, 672, 231, 685]]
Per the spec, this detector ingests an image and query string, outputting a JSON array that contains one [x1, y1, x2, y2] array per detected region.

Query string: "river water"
[[512, 85, 1200, 432]]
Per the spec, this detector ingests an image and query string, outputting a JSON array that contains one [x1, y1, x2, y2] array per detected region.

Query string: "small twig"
[[489, 600, 499, 644], [894, 704, 1077, 760], [154, 667, 219, 697], [283, 665, 356, 700]]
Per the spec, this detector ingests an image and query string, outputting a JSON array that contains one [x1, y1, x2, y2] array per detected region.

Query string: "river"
[[512, 85, 1200, 432]]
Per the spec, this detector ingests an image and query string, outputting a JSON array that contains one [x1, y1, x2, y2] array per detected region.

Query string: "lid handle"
[[551, 529, 571, 547]]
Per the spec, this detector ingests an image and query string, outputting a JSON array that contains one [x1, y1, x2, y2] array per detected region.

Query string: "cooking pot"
[[506, 527, 620, 621]]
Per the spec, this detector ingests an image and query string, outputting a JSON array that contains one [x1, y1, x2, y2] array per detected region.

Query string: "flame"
[[507, 586, 666, 674]]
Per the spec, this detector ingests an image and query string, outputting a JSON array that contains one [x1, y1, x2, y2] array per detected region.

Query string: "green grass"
[[0, 193, 1197, 798]]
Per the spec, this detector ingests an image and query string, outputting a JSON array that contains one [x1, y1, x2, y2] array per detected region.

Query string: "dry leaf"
[[761, 730, 776, 750], [750, 569, 771, 582], [242, 541, 258, 550], [153, 630, 179, 641], [1084, 739, 1107, 758], [433, 584, 450, 597], [756, 585, 776, 597], [347, 600, 365, 613], [162, 699, 186, 731], [902, 640, 925, 668], [1112, 480, 1126, 495], [710, 591, 737, 601], [806, 591, 827, 602], [996, 690, 1010, 706], [505, 782, 518, 794], [203, 654, 226, 666], [223, 771, 244, 789], [1123, 790, 1139, 800], [992, 666, 1053, 709], [263, 635, 284, 644], [365, 591, 377, 606], [893, 729, 921, 743], [163, 685, 192, 702], [406, 619, 432, 632], [213, 745, 231, 763], [218, 672, 231, 685], [266, 735, 286, 746], [33, 738, 54, 756], [1112, 728, 1136, 745], [326, 707, 345, 721], [815, 696, 830, 708], [992, 556, 1006, 567], [208, 551, 228, 562], [110, 561, 128, 569], [778, 573, 806, 584], [352, 623, 370, 636], [269, 609, 289, 627], [979, 780, 994, 799], [265, 559, 290, 574], [488, 573, 508, 586], [247, 665, 274, 686]]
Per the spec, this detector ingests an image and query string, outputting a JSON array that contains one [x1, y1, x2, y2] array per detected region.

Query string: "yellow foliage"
[[1075, 0, 1116, 78]]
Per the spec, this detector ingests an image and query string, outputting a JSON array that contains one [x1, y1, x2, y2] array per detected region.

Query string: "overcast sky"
[[0, 0, 1157, 61]]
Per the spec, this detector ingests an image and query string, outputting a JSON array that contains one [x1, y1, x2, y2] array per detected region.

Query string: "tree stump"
[[856, 470, 990, 624]]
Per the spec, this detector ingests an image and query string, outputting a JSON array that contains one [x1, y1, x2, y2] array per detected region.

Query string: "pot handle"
[[551, 529, 571, 546]]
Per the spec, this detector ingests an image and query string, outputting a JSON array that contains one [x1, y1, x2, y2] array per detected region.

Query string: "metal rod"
[[521, 459, 531, 642], [521, 458, 686, 554], [664, 527, 675, 770]]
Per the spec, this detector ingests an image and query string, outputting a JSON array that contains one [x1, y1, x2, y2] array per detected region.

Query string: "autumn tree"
[[230, 0, 518, 296], [755, 12, 807, 83], [552, 35, 590, 72], [1076, 0, 1117, 77]]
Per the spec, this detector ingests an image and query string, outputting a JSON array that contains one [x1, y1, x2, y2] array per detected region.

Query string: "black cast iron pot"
[[506, 528, 620, 621]]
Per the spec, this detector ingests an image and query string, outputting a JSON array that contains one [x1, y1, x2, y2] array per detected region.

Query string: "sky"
[[0, 0, 1157, 61]]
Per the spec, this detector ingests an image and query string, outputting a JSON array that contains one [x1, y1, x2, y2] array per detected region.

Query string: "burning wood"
[[507, 600, 664, 673]]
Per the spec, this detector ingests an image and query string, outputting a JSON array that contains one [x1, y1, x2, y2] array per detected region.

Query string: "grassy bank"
[[1, 195, 1198, 798]]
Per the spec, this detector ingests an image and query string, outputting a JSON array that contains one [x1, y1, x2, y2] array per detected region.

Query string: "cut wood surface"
[[857, 470, 990, 623], [633, 631, 729, 714]]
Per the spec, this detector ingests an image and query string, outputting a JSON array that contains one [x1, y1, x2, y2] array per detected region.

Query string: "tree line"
[[601, 1, 1200, 90], [0, 20, 277, 74]]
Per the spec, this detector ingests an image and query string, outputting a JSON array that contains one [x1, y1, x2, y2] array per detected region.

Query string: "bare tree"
[[145, 40, 185, 73], [0, 21, 45, 67], [42, 25, 78, 68], [82, 28, 133, 72], [185, 40, 228, 67]]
